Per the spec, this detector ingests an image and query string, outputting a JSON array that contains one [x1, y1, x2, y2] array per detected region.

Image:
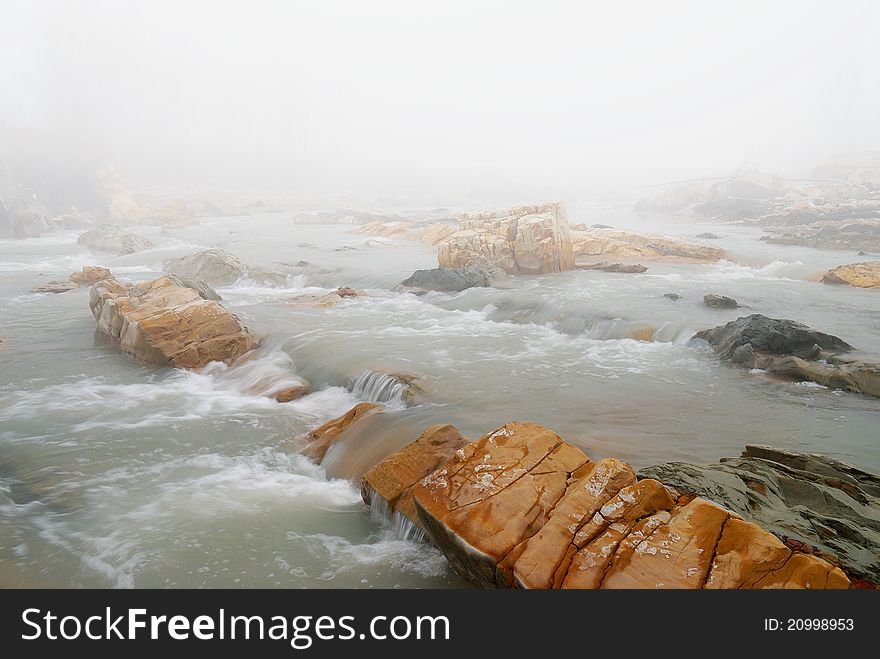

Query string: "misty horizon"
[[3, 0, 880, 206]]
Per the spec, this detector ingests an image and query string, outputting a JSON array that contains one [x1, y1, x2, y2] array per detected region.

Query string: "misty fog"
[[3, 0, 879, 204]]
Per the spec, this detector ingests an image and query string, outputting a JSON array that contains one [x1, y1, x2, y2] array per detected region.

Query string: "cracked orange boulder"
[[410, 422, 851, 589]]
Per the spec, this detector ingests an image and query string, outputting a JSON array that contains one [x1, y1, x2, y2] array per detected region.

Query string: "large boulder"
[[165, 249, 249, 286], [89, 276, 256, 369], [822, 261, 880, 289], [400, 266, 504, 292], [571, 229, 727, 264], [70, 265, 112, 286], [694, 315, 879, 397], [362, 424, 468, 537], [695, 314, 852, 360], [640, 445, 880, 585], [703, 293, 739, 309], [438, 202, 574, 275], [77, 225, 153, 254], [408, 422, 850, 588]]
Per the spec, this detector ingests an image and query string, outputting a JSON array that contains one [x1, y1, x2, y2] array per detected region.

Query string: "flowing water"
[[2, 204, 879, 588]]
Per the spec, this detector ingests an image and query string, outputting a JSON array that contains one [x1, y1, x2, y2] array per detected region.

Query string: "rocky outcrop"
[[760, 221, 880, 252], [165, 249, 249, 286], [286, 287, 366, 308], [96, 163, 152, 222], [437, 203, 574, 275], [406, 422, 850, 588], [696, 232, 721, 239], [77, 225, 153, 255], [570, 229, 727, 265], [822, 261, 880, 289], [300, 402, 382, 462], [400, 266, 504, 292], [694, 314, 880, 397], [579, 262, 647, 274], [419, 223, 455, 245], [294, 209, 407, 225], [356, 220, 418, 239], [640, 445, 880, 584], [33, 266, 112, 294], [70, 266, 112, 286], [89, 276, 256, 369], [362, 424, 468, 537], [703, 293, 739, 309]]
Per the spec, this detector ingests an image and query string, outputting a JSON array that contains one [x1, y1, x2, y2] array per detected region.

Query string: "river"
[[2, 203, 878, 587]]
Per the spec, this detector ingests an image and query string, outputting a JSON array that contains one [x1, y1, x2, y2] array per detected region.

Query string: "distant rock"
[[694, 314, 879, 397], [89, 276, 256, 369], [438, 202, 574, 275], [405, 421, 849, 588], [294, 209, 408, 225], [822, 261, 880, 289], [166, 249, 248, 286], [419, 223, 455, 245], [579, 262, 647, 273], [400, 266, 504, 292], [640, 445, 880, 584], [287, 287, 366, 308], [695, 232, 721, 239], [571, 228, 727, 265], [298, 402, 382, 462], [77, 225, 153, 255], [663, 292, 681, 301], [760, 221, 880, 252], [703, 293, 739, 309]]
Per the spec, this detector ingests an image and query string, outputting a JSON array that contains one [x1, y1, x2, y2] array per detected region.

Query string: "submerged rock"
[[166, 248, 249, 286], [695, 232, 721, 239], [362, 424, 468, 538], [579, 262, 647, 273], [438, 202, 574, 275], [663, 292, 681, 301], [89, 276, 256, 369], [406, 421, 849, 589], [33, 280, 78, 294], [351, 369, 427, 405], [400, 266, 504, 292], [822, 261, 880, 289], [299, 402, 382, 462], [77, 225, 153, 255], [640, 445, 880, 584], [703, 293, 739, 309]]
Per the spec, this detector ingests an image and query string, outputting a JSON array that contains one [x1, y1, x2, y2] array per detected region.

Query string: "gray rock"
[[639, 445, 880, 583], [579, 262, 647, 273], [703, 293, 739, 309], [77, 225, 153, 255], [166, 248, 248, 285], [695, 232, 721, 239], [663, 292, 681, 301], [400, 266, 504, 292], [32, 280, 77, 294], [695, 314, 852, 360], [166, 274, 221, 301]]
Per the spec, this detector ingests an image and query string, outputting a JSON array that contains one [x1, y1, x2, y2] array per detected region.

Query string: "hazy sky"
[[2, 0, 879, 201]]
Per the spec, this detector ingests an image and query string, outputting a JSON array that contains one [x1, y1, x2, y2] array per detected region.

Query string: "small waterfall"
[[350, 370, 408, 405], [365, 485, 427, 543]]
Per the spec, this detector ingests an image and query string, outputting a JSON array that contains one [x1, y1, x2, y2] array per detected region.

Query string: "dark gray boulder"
[[400, 266, 503, 292], [703, 293, 739, 309]]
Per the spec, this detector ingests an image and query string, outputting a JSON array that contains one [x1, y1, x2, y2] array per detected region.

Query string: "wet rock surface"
[[77, 225, 153, 254], [640, 445, 880, 584], [822, 261, 880, 289], [579, 262, 648, 273], [403, 421, 850, 588], [400, 266, 504, 292], [703, 293, 739, 309], [89, 276, 257, 369]]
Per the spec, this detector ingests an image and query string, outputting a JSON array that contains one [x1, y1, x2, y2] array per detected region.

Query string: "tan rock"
[[571, 229, 727, 264], [70, 266, 112, 286], [822, 261, 880, 289], [438, 203, 574, 275], [362, 424, 468, 531], [408, 421, 851, 589], [89, 276, 256, 369], [420, 223, 455, 245], [300, 402, 382, 462]]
